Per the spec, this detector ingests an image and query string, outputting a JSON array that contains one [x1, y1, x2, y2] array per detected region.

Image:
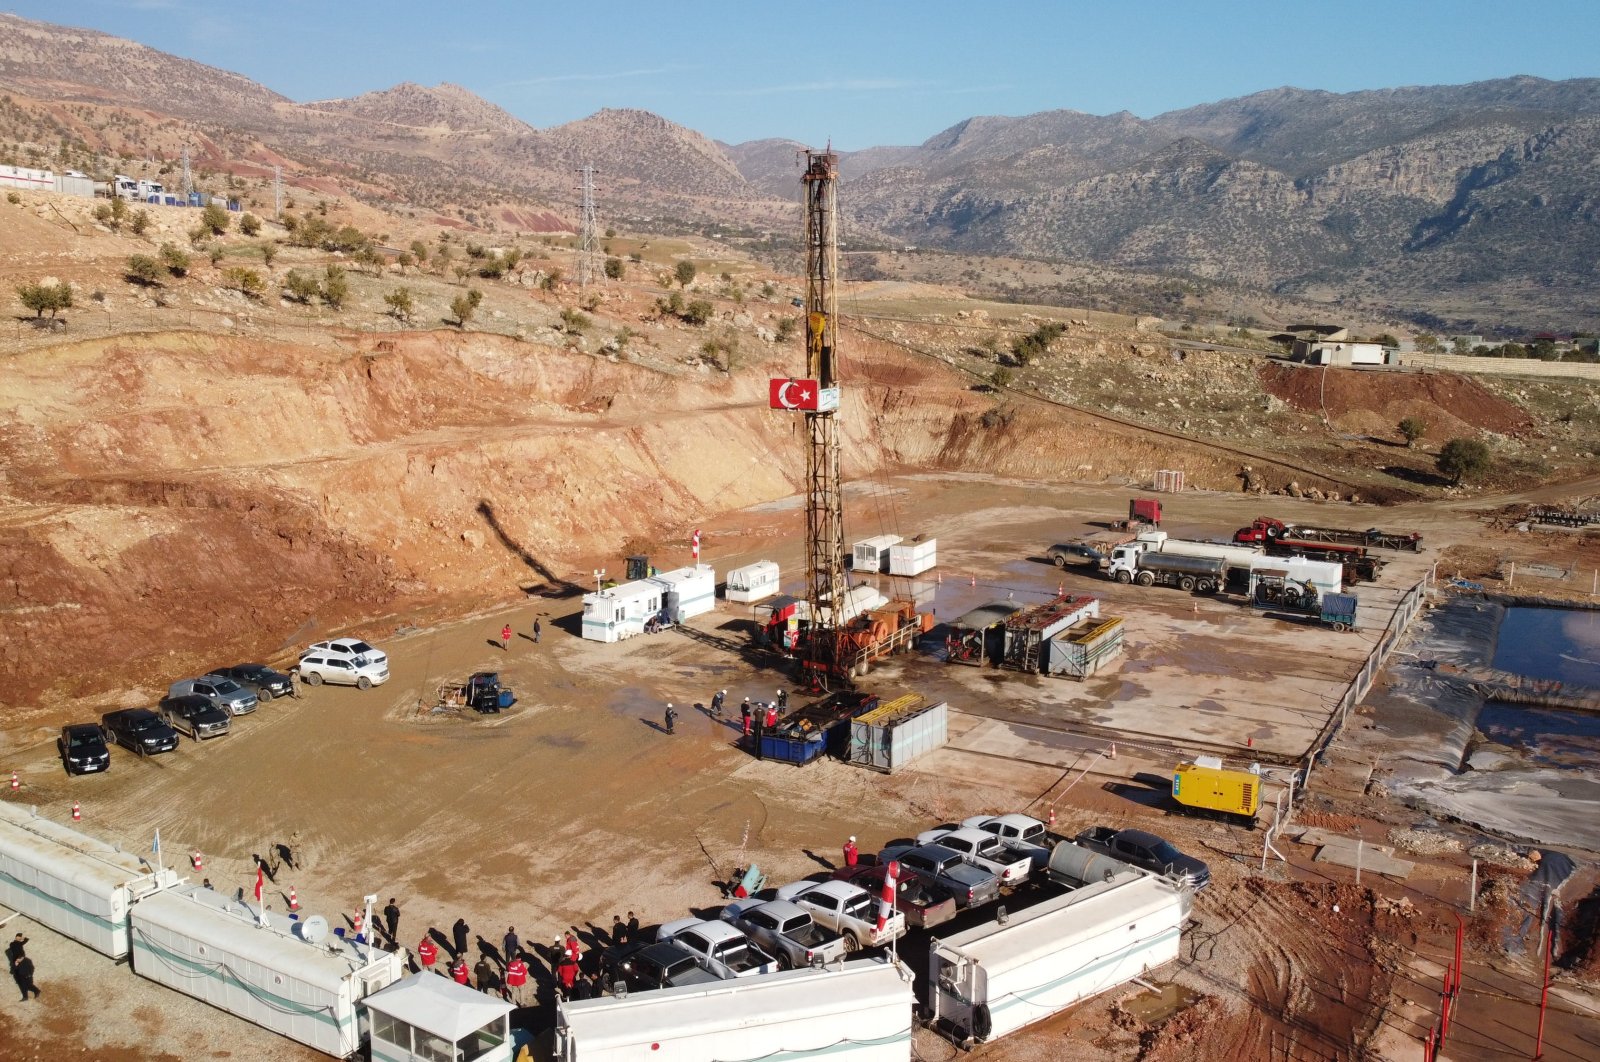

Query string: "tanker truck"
[[1104, 549, 1225, 593]]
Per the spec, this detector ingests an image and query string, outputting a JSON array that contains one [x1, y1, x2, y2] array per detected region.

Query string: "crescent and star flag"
[[877, 860, 899, 934], [253, 865, 264, 903], [769, 378, 822, 410], [692, 529, 701, 561]]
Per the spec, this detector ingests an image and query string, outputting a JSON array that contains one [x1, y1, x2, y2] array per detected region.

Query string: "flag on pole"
[[253, 865, 264, 903], [877, 860, 899, 934], [151, 828, 161, 855], [691, 528, 701, 562]]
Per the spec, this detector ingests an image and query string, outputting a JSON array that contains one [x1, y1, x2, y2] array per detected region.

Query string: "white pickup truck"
[[961, 813, 1054, 869], [773, 879, 907, 949], [720, 899, 850, 969], [657, 918, 778, 979], [915, 827, 1033, 884]]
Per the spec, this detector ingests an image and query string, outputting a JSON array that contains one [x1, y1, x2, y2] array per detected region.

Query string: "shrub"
[[682, 299, 713, 326], [560, 307, 591, 334], [260, 242, 277, 269], [1437, 438, 1491, 485], [320, 265, 349, 309], [384, 287, 414, 323], [1009, 321, 1067, 366], [125, 254, 163, 286], [158, 243, 190, 277], [699, 328, 740, 371], [128, 209, 151, 236], [674, 260, 697, 288], [604, 256, 624, 280], [16, 280, 73, 317], [239, 213, 261, 236], [450, 292, 477, 327], [208, 244, 225, 266], [774, 316, 797, 343], [223, 266, 265, 299], [990, 367, 1014, 390], [1398, 416, 1428, 447], [200, 201, 230, 236], [410, 239, 428, 263], [284, 269, 320, 304], [5, 191, 19, 205], [540, 267, 562, 291]]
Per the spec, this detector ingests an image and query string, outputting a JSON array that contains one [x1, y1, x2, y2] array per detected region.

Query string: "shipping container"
[[556, 957, 914, 1061], [848, 696, 947, 773], [648, 565, 717, 622], [851, 535, 902, 573], [887, 538, 937, 576], [0, 803, 179, 960], [723, 560, 780, 603], [52, 173, 96, 198], [365, 973, 515, 1062], [1043, 615, 1125, 679], [130, 885, 404, 1058], [927, 872, 1188, 1046], [581, 580, 664, 642]]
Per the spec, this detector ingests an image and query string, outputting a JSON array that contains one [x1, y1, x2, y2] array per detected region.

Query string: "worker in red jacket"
[[764, 703, 778, 729], [417, 936, 438, 969], [500, 623, 512, 650], [504, 954, 528, 1004], [451, 957, 470, 985], [843, 835, 859, 868]]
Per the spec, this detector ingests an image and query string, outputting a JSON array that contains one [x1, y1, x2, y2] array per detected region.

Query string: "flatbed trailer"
[[1235, 516, 1422, 553]]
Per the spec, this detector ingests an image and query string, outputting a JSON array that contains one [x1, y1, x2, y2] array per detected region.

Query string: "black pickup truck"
[[1074, 827, 1210, 890]]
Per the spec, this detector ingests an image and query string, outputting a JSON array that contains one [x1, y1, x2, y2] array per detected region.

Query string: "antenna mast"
[[577, 163, 600, 289]]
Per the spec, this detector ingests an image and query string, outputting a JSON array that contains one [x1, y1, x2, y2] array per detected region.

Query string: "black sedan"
[[213, 663, 295, 701], [58, 724, 111, 775], [100, 708, 179, 757]]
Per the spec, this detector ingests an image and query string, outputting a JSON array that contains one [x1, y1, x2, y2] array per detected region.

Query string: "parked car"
[[100, 708, 179, 757], [916, 826, 1034, 884], [721, 899, 850, 969], [302, 638, 387, 668], [773, 878, 907, 948], [656, 918, 778, 979], [1074, 827, 1211, 890], [212, 663, 294, 701], [297, 651, 389, 689], [158, 694, 232, 740], [58, 724, 111, 775], [961, 813, 1055, 869], [879, 843, 1001, 909], [168, 675, 258, 717], [831, 864, 959, 930], [608, 940, 721, 993]]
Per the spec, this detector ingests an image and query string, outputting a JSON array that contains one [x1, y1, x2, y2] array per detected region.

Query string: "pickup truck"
[[1074, 826, 1211, 890], [157, 694, 231, 741], [607, 940, 721, 993], [961, 813, 1054, 868], [879, 843, 1001, 909], [721, 899, 850, 969], [828, 865, 957, 930], [168, 675, 258, 717], [656, 918, 778, 979], [773, 879, 907, 948], [915, 827, 1033, 884]]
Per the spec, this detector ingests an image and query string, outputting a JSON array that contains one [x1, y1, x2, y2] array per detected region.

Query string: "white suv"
[[302, 638, 387, 669], [297, 652, 389, 689]]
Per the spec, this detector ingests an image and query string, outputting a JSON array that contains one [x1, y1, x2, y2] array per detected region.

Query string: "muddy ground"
[[3, 477, 1599, 1060]]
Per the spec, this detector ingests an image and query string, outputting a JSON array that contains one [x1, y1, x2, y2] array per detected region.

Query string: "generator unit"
[[1172, 756, 1260, 826]]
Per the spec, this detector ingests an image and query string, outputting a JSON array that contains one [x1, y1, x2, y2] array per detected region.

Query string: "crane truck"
[[1234, 517, 1422, 552]]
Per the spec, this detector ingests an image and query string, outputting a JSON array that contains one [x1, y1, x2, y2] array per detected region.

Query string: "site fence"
[[1301, 563, 1437, 794]]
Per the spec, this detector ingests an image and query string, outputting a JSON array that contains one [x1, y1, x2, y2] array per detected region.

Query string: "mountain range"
[[3, 12, 1597, 330]]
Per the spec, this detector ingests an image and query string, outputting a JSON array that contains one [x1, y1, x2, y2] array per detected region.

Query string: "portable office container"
[[580, 580, 663, 642], [130, 885, 404, 1058], [1043, 615, 1125, 680], [927, 872, 1188, 1045], [648, 564, 717, 622], [0, 803, 179, 960], [888, 538, 937, 576], [0, 164, 52, 191], [556, 957, 914, 1061], [724, 560, 780, 603], [365, 973, 515, 1062], [848, 696, 948, 773], [851, 535, 902, 573]]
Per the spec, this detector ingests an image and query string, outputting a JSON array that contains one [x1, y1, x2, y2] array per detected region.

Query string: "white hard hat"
[[666, 702, 673, 708], [849, 836, 856, 843], [721, 689, 727, 694]]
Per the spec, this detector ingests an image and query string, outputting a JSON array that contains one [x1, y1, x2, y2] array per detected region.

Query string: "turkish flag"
[[769, 378, 820, 410], [253, 866, 264, 903]]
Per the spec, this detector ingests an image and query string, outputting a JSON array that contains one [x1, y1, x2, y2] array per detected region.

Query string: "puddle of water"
[[1477, 703, 1600, 768], [1123, 982, 1201, 1024], [1493, 607, 1600, 686]]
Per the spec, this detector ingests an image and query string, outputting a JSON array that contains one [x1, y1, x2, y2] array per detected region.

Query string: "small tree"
[[208, 244, 225, 266], [559, 307, 591, 334], [384, 287, 414, 323], [682, 299, 713, 326], [674, 260, 697, 288], [1436, 437, 1491, 485], [410, 239, 428, 264], [259, 242, 277, 270], [284, 269, 320, 304], [1397, 416, 1428, 448], [432, 244, 452, 275], [603, 256, 625, 280], [774, 316, 797, 343], [453, 265, 472, 285], [540, 267, 563, 291], [761, 281, 776, 299], [450, 292, 477, 328], [1414, 333, 1442, 355], [16, 280, 73, 317], [128, 209, 151, 236], [223, 266, 265, 299], [397, 251, 414, 270], [353, 246, 385, 276], [126, 255, 163, 286], [320, 265, 349, 309], [239, 213, 262, 237], [200, 201, 231, 236], [159, 243, 191, 277]]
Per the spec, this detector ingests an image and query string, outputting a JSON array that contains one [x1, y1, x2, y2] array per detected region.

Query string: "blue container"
[[188, 192, 202, 207], [760, 732, 825, 764]]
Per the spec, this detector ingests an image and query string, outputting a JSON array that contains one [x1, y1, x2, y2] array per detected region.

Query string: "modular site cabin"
[[648, 564, 717, 623], [555, 956, 915, 1061], [581, 580, 664, 642], [724, 560, 780, 603]]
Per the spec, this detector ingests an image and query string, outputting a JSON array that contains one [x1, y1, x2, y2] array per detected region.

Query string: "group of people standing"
[[666, 688, 789, 739], [411, 912, 643, 1007]]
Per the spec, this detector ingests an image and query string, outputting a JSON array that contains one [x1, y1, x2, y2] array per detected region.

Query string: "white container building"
[[648, 564, 717, 622], [851, 535, 902, 574], [555, 957, 915, 1061], [0, 164, 53, 191], [724, 560, 780, 603], [581, 580, 664, 643], [130, 885, 405, 1058], [365, 973, 515, 1062], [0, 802, 179, 960], [927, 871, 1188, 1046], [888, 539, 937, 577]]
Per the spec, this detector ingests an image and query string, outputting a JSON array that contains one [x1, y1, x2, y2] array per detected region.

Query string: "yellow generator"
[[1172, 756, 1260, 827]]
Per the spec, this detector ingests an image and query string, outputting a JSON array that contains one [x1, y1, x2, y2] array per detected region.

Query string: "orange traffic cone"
[[288, 886, 300, 911], [9, 771, 17, 790], [71, 801, 81, 821], [353, 912, 365, 938], [191, 850, 204, 871], [1047, 807, 1056, 827], [1108, 742, 1117, 760], [969, 574, 976, 587]]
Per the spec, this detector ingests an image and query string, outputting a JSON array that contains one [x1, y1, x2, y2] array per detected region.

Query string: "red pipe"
[[1533, 928, 1552, 1060]]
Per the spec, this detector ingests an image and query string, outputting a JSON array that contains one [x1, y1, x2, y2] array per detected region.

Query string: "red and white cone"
[[1047, 807, 1056, 827], [1108, 742, 1117, 760], [969, 574, 976, 587], [71, 801, 81, 821], [288, 886, 299, 911], [190, 850, 204, 871], [9, 771, 18, 790], [353, 912, 364, 936]]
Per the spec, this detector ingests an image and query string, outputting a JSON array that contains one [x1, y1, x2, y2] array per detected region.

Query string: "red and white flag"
[[253, 865, 264, 903], [691, 528, 701, 562], [876, 860, 899, 934], [769, 377, 821, 410]]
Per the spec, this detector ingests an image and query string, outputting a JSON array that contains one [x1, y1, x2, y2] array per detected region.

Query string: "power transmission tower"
[[273, 166, 282, 219], [180, 145, 192, 198], [800, 148, 846, 690], [576, 163, 600, 289]]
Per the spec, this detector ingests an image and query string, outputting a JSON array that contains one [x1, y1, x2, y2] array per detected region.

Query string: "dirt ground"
[[3, 477, 1599, 1060]]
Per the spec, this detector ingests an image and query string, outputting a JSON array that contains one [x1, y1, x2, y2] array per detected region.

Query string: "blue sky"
[[17, 1, 1600, 148]]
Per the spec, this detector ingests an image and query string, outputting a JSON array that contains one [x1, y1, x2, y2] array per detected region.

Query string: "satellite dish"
[[296, 915, 329, 943]]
